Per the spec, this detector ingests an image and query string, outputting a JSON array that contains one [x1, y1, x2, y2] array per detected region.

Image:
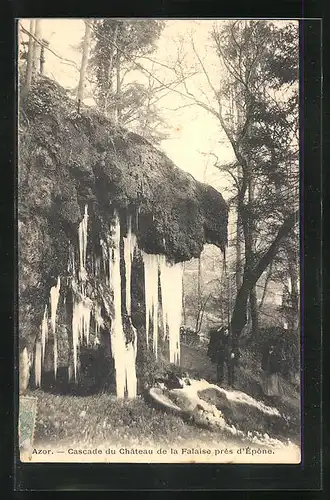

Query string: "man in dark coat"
[[207, 326, 230, 384]]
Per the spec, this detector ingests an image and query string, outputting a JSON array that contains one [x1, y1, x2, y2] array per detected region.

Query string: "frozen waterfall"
[[109, 211, 137, 399], [50, 276, 61, 378], [142, 252, 159, 356], [159, 256, 183, 365], [78, 204, 89, 282], [142, 253, 183, 365], [33, 203, 187, 397], [123, 215, 137, 317], [41, 305, 48, 362]]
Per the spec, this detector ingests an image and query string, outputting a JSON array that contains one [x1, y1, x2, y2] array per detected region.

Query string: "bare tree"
[[77, 20, 92, 107], [165, 21, 299, 341], [182, 264, 187, 325], [32, 19, 42, 75], [24, 20, 36, 93]]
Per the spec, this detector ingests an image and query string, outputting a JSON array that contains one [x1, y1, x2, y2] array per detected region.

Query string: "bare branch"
[[19, 23, 81, 70], [191, 38, 219, 103], [165, 103, 199, 112], [258, 262, 273, 310]]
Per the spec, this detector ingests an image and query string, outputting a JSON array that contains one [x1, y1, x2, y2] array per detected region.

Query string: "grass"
[[29, 344, 300, 449], [32, 389, 223, 449]]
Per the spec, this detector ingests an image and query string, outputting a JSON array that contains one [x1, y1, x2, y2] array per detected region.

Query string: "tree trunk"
[[115, 56, 121, 123], [235, 163, 244, 292], [287, 246, 299, 331], [289, 274, 299, 331], [17, 22, 22, 62], [230, 278, 251, 342], [230, 210, 299, 340], [247, 176, 259, 336], [258, 262, 273, 310], [194, 309, 201, 334], [32, 20, 41, 75], [77, 20, 92, 104], [195, 257, 202, 331], [219, 257, 226, 325], [249, 286, 259, 335], [24, 20, 36, 94], [198, 295, 211, 333], [40, 40, 48, 75], [235, 209, 243, 291], [104, 23, 118, 116], [197, 257, 201, 302], [182, 264, 187, 324]]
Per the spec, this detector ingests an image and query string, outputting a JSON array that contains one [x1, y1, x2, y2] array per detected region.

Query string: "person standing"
[[261, 339, 282, 399], [207, 326, 230, 385]]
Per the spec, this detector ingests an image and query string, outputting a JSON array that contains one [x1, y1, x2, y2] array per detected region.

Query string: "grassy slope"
[[32, 344, 300, 448], [32, 390, 227, 449]]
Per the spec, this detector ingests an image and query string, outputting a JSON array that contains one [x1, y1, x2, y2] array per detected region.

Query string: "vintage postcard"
[[17, 18, 301, 464]]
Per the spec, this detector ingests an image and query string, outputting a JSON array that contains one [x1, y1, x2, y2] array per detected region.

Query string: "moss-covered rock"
[[19, 77, 227, 260], [18, 77, 228, 389]]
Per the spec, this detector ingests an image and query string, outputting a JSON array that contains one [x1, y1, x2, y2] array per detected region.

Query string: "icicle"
[[159, 257, 183, 365], [94, 255, 101, 277], [34, 341, 42, 387], [69, 205, 95, 380], [159, 256, 168, 339], [124, 318, 138, 399], [68, 242, 75, 276], [144, 261, 150, 348], [50, 277, 61, 378], [123, 215, 137, 317], [82, 296, 93, 344], [142, 252, 159, 356], [125, 342, 137, 399], [136, 206, 140, 231], [109, 212, 126, 398], [50, 277, 61, 333], [79, 296, 92, 344], [19, 347, 31, 395], [125, 346, 137, 398], [93, 303, 104, 338], [41, 305, 48, 362], [71, 294, 93, 380], [78, 204, 89, 282], [109, 212, 137, 399], [100, 238, 108, 280], [152, 274, 159, 358], [72, 298, 80, 381]]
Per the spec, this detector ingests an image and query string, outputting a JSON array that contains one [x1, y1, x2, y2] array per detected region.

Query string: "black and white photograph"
[[17, 18, 301, 464]]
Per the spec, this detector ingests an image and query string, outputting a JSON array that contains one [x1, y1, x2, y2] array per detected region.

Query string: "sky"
[[18, 19, 236, 196]]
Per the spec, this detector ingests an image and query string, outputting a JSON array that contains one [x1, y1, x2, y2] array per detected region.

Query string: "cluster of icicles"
[[33, 205, 183, 398]]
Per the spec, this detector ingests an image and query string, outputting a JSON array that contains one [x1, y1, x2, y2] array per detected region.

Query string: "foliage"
[[88, 19, 168, 143], [212, 20, 299, 232], [246, 326, 300, 375], [91, 19, 164, 82], [171, 20, 299, 339], [211, 21, 299, 337]]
